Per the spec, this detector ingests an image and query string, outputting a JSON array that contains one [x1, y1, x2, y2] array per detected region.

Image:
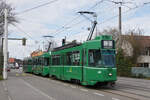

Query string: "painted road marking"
[[2, 82, 12, 100], [22, 73, 26, 76], [16, 74, 19, 76], [2, 81, 8, 91], [112, 97, 120, 100], [2, 81, 5, 86], [94, 92, 104, 96], [63, 84, 69, 86], [55, 81, 59, 84], [8, 96, 12, 100], [2, 82, 6, 88], [51, 80, 55, 82], [4, 87, 7, 91], [48, 78, 51, 80], [80, 89, 88, 92], [22, 79, 55, 100], [70, 85, 76, 88]]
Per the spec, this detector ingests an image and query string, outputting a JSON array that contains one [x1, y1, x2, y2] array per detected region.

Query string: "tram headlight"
[[109, 73, 112, 76], [97, 71, 101, 74]]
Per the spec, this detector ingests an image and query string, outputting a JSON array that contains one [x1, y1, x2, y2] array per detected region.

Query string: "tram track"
[[25, 74, 150, 100], [118, 77, 150, 84], [116, 83, 150, 92], [100, 87, 150, 100], [100, 89, 139, 100], [99, 82, 150, 100]]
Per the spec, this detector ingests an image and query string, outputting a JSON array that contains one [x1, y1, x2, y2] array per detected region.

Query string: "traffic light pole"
[[3, 9, 8, 80]]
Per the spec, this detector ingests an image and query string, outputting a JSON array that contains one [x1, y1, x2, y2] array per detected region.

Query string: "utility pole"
[[108, 0, 133, 48], [118, 5, 122, 48], [3, 9, 8, 80]]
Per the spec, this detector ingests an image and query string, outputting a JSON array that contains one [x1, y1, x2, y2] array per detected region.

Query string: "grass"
[[0, 75, 3, 81], [145, 77, 150, 80]]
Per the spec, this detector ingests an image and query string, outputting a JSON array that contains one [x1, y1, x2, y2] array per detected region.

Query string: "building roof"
[[123, 35, 150, 47]]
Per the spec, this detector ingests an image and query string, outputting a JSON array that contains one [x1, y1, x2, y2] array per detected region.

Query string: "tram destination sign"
[[102, 40, 114, 49]]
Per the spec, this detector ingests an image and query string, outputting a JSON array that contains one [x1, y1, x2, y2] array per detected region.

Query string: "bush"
[[0, 67, 2, 76], [116, 49, 132, 77], [146, 77, 150, 80], [137, 74, 145, 78], [130, 74, 147, 79]]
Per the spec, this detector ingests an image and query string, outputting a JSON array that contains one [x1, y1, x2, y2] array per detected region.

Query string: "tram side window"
[[37, 59, 40, 65], [35, 59, 37, 65], [66, 51, 80, 66], [52, 55, 60, 65], [39, 58, 42, 65], [32, 59, 35, 65], [23, 61, 27, 66], [28, 60, 32, 65], [44, 58, 50, 66], [88, 49, 101, 67]]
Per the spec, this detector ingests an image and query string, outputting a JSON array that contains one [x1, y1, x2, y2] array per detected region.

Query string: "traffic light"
[[62, 39, 66, 46], [22, 38, 26, 46]]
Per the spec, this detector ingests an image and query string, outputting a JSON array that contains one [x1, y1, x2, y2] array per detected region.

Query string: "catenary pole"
[[119, 6, 122, 48], [3, 9, 8, 80]]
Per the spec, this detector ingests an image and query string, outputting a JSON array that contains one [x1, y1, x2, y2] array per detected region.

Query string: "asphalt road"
[[1, 69, 150, 100]]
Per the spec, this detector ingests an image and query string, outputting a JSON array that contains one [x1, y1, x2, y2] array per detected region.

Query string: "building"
[[122, 35, 150, 68], [8, 58, 23, 68], [121, 35, 150, 77]]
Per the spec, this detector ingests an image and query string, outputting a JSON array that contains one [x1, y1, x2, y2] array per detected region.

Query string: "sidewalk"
[[0, 81, 9, 100]]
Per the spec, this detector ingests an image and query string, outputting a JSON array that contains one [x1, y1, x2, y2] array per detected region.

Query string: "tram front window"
[[102, 55, 115, 67], [88, 49, 102, 67]]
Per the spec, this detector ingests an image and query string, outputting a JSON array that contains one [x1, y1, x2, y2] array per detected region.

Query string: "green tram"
[[32, 52, 50, 76], [23, 53, 50, 76], [23, 58, 33, 73], [23, 35, 117, 86]]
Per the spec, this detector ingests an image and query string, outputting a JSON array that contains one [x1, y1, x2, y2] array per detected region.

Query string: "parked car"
[[7, 68, 10, 72]]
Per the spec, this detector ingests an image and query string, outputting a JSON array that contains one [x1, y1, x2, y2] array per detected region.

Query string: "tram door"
[[82, 49, 86, 82], [61, 54, 65, 79]]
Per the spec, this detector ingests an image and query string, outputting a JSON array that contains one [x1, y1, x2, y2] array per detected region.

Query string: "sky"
[[4, 0, 150, 59]]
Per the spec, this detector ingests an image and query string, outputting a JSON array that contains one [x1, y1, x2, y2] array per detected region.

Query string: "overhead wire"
[[98, 1, 150, 26], [52, 15, 81, 36], [56, 1, 150, 39], [52, 0, 106, 37], [13, 24, 43, 54], [15, 1, 150, 42], [13, 24, 36, 40], [87, 0, 104, 10], [16, 0, 59, 15], [15, 0, 106, 39], [53, 5, 117, 37]]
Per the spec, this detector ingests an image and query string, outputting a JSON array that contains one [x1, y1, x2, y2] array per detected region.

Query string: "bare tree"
[[124, 29, 145, 64], [0, 1, 18, 74], [0, 1, 18, 35], [97, 27, 145, 64], [97, 28, 120, 48]]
